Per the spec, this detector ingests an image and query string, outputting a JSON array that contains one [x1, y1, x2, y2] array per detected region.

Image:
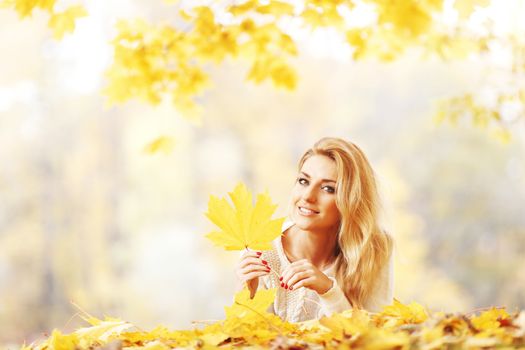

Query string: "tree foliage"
[[1, 0, 86, 39], [102, 0, 493, 118], [3, 0, 522, 137]]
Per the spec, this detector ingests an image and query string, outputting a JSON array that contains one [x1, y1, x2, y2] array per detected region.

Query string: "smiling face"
[[290, 154, 341, 233]]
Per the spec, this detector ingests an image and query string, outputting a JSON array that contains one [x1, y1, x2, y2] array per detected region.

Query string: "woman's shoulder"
[[281, 220, 294, 233]]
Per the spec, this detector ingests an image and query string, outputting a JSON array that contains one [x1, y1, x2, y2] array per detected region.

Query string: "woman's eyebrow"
[[300, 171, 336, 183]]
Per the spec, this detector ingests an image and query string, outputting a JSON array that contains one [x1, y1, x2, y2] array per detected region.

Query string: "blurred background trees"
[[0, 0, 524, 348]]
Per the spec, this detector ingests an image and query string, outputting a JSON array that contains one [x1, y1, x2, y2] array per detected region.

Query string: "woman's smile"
[[298, 206, 320, 216]]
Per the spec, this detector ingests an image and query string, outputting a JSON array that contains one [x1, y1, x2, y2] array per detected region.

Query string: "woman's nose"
[[302, 186, 317, 203]]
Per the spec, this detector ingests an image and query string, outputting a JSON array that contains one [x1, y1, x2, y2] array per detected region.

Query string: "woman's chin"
[[292, 215, 317, 230]]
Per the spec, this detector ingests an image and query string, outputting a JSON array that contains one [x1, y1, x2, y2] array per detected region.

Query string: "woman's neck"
[[283, 224, 338, 270]]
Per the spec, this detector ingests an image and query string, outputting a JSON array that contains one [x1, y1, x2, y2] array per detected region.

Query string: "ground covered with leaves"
[[27, 289, 525, 350]]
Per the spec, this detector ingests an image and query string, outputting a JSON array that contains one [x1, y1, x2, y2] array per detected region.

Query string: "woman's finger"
[[238, 256, 267, 269], [291, 276, 315, 290], [241, 250, 264, 259], [242, 270, 270, 282], [280, 264, 307, 287], [284, 260, 311, 275], [239, 263, 270, 276], [287, 270, 314, 289]]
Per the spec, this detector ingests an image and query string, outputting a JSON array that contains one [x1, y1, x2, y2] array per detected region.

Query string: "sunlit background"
[[1, 0, 525, 348]]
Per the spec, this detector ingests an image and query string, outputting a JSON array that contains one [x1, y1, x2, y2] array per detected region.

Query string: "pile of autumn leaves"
[[28, 183, 525, 349], [26, 299, 525, 349]]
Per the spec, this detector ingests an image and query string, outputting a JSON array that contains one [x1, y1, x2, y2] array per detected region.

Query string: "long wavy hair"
[[297, 137, 393, 308]]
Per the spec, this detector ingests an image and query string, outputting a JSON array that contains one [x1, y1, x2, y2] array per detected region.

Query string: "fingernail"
[[285, 284, 288, 289], [279, 277, 283, 281], [262, 260, 268, 265], [266, 268, 270, 272], [289, 286, 293, 290], [256, 251, 262, 256], [281, 282, 284, 287]]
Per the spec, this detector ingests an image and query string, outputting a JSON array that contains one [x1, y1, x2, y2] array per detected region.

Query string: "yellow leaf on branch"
[[3, 0, 56, 18], [2, 0, 87, 39], [205, 182, 285, 250], [48, 5, 87, 39]]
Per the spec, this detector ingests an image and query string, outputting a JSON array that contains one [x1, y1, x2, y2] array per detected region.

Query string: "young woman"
[[235, 137, 394, 322]]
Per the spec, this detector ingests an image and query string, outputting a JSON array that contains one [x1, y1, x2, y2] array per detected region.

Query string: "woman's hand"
[[280, 259, 333, 295], [235, 251, 271, 299]]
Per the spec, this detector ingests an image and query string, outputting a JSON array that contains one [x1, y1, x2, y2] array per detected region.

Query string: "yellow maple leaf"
[[320, 308, 371, 340], [143, 136, 176, 155], [376, 299, 428, 327], [75, 317, 134, 343], [362, 328, 411, 350], [471, 308, 510, 331], [224, 288, 276, 320], [39, 329, 78, 350], [205, 182, 285, 250], [47, 5, 87, 39], [66, 305, 135, 345], [270, 59, 297, 90], [198, 331, 230, 346]]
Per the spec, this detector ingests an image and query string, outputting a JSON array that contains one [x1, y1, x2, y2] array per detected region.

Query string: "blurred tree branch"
[[2, 0, 523, 136]]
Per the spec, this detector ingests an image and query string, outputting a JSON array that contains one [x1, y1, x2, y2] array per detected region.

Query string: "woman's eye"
[[298, 177, 308, 185], [323, 186, 335, 194]]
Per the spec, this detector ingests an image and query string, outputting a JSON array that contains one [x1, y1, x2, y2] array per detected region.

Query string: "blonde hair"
[[297, 137, 393, 308]]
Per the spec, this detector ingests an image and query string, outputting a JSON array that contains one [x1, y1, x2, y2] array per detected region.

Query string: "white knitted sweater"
[[259, 221, 394, 322]]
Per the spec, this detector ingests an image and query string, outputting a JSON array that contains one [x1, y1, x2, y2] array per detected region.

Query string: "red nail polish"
[[262, 260, 268, 265], [281, 283, 284, 287], [256, 251, 262, 256], [279, 277, 283, 281], [266, 268, 270, 272], [289, 286, 293, 290], [285, 284, 288, 289]]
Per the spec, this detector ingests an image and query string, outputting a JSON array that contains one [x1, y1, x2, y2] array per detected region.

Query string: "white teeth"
[[299, 207, 316, 214]]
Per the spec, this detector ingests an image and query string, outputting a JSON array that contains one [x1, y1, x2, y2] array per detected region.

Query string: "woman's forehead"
[[300, 155, 337, 181]]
